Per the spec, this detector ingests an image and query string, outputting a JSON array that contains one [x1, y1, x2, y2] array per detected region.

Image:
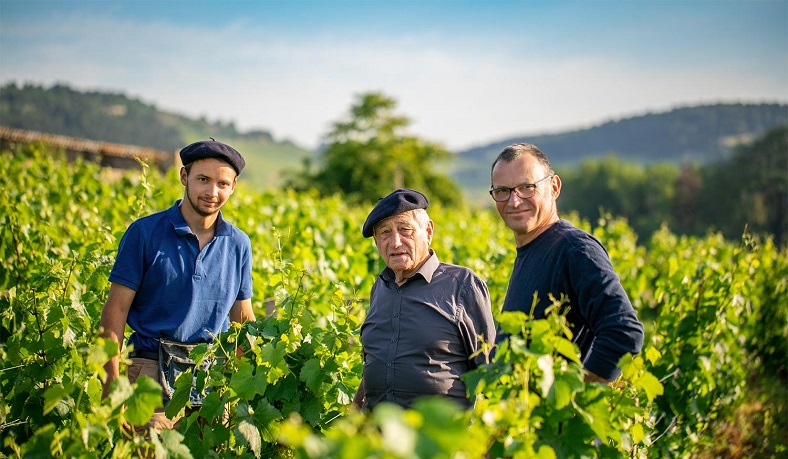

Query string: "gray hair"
[[373, 208, 431, 235], [411, 208, 431, 229], [490, 143, 554, 184]]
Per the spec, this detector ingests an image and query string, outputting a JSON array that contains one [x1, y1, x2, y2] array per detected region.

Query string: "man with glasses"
[[353, 189, 496, 410], [490, 143, 643, 383]]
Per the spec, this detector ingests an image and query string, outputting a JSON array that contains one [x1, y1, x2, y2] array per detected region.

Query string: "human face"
[[491, 154, 561, 247], [180, 158, 237, 218], [373, 211, 434, 284]]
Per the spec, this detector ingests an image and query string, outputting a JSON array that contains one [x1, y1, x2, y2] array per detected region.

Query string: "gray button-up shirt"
[[360, 251, 496, 409]]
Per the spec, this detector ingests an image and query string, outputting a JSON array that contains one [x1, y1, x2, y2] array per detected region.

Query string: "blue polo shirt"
[[109, 200, 253, 353]]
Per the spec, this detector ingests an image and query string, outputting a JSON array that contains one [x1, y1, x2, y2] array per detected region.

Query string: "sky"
[[1, 0, 787, 152]]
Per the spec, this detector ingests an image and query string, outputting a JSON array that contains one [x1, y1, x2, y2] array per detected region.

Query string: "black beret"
[[362, 189, 429, 238], [179, 140, 245, 175]]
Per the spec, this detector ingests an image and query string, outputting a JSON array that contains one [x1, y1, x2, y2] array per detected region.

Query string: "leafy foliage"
[[551, 125, 788, 245], [1, 145, 786, 457], [692, 124, 788, 246]]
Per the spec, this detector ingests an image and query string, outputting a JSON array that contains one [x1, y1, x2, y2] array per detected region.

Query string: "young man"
[[354, 189, 496, 410], [99, 139, 255, 430], [490, 143, 643, 382]]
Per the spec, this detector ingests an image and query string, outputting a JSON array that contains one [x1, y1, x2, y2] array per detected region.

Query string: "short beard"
[[185, 183, 220, 217]]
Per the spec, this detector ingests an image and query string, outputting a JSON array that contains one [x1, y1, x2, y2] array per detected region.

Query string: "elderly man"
[[353, 189, 496, 410], [490, 143, 644, 382], [99, 139, 256, 431]]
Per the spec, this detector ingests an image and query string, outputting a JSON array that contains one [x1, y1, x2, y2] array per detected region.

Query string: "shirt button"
[[393, 312, 399, 317], [387, 388, 393, 393], [387, 362, 392, 367], [391, 338, 397, 342]]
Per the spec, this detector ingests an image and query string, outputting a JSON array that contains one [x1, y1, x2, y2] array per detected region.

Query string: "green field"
[[1, 146, 785, 458]]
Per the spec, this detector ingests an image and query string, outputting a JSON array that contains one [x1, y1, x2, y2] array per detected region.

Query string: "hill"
[[0, 82, 312, 191], [452, 103, 788, 194], [2, 83, 786, 199]]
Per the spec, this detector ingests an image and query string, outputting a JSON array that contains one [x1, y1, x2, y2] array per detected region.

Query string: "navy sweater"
[[500, 220, 644, 380]]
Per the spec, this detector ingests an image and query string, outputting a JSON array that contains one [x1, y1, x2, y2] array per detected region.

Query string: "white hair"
[[411, 208, 431, 229]]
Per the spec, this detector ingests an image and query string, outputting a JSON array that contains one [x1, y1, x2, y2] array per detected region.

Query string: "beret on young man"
[[362, 188, 429, 238], [179, 140, 246, 175]]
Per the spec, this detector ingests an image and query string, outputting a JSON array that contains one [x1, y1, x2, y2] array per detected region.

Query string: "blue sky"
[[1, 0, 786, 151]]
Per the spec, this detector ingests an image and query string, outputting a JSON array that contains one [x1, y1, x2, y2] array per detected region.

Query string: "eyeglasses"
[[489, 175, 553, 202]]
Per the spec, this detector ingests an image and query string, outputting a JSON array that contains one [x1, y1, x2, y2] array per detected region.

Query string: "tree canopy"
[[287, 92, 463, 207], [556, 124, 787, 245]]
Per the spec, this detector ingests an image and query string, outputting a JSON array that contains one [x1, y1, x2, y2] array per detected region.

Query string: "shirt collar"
[[168, 199, 229, 237], [380, 249, 440, 284]]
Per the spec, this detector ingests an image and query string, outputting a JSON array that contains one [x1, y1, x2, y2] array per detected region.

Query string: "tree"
[[685, 124, 788, 246], [557, 155, 678, 240], [672, 163, 703, 234], [287, 92, 463, 206], [714, 124, 787, 246]]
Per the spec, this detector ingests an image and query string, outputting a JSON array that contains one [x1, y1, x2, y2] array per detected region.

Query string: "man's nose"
[[390, 231, 403, 246], [507, 191, 524, 205]]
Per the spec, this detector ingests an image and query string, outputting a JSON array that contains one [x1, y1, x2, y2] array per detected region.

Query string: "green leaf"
[[252, 399, 283, 443], [266, 365, 288, 385], [637, 371, 664, 403], [152, 429, 194, 459], [230, 360, 267, 400], [631, 422, 645, 444], [549, 376, 574, 410], [552, 337, 580, 363], [497, 311, 528, 336], [43, 383, 70, 415], [254, 398, 283, 425], [199, 390, 227, 421], [535, 444, 558, 459], [578, 396, 618, 444], [645, 346, 661, 365], [299, 358, 323, 393], [260, 340, 287, 365], [165, 369, 193, 419], [125, 375, 163, 426], [300, 396, 322, 427], [107, 377, 135, 412]]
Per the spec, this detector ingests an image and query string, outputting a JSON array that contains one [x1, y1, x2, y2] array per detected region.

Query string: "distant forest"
[[0, 82, 274, 151], [454, 102, 788, 190], [555, 124, 787, 246]]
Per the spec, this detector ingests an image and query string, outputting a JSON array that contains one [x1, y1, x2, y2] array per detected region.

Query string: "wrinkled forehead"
[[374, 211, 416, 230]]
